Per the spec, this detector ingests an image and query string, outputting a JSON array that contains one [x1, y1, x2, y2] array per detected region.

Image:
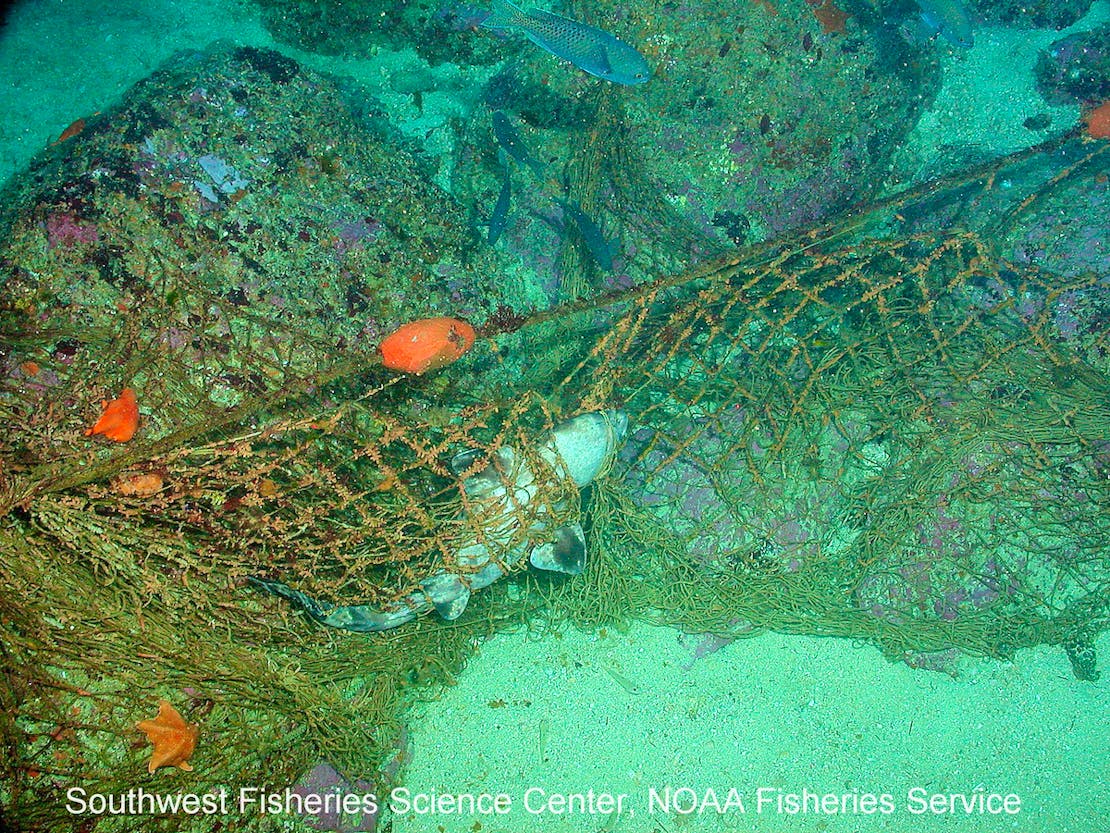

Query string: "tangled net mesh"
[[2, 137, 1109, 829], [584, 225, 1108, 673]]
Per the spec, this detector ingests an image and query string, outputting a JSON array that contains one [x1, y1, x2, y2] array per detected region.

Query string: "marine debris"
[[252, 410, 628, 631], [378, 317, 477, 375]]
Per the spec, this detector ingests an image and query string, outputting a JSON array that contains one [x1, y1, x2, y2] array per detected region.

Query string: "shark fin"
[[422, 572, 472, 620]]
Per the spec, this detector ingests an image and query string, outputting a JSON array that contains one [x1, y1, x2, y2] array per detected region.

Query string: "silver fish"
[[252, 410, 628, 631], [481, 0, 651, 85]]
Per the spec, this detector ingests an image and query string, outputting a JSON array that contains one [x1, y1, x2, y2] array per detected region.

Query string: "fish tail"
[[481, 0, 527, 30]]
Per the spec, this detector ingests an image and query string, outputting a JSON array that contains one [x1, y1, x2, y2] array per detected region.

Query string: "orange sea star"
[[136, 700, 198, 773], [85, 387, 139, 442]]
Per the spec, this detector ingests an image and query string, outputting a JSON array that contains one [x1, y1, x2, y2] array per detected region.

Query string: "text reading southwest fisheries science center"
[[66, 785, 1022, 819]]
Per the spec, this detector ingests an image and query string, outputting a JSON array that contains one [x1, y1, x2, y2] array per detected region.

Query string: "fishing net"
[[2, 94, 1109, 831], [584, 223, 1109, 675]]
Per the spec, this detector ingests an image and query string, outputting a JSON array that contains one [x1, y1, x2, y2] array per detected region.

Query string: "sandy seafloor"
[[392, 626, 1110, 833], [3, 0, 1110, 831]]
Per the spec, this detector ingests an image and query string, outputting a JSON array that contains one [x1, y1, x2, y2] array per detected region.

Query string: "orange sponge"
[[378, 317, 475, 375], [1084, 100, 1110, 139], [85, 388, 139, 442]]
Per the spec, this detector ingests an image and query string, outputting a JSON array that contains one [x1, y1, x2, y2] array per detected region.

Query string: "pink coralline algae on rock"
[[44, 212, 99, 249], [291, 761, 379, 832]]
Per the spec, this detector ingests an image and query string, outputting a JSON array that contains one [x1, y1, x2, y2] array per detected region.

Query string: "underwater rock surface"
[[621, 0, 937, 243], [234, 0, 942, 294], [1034, 23, 1110, 105], [0, 43, 505, 470], [450, 0, 941, 296], [977, 0, 1096, 30]]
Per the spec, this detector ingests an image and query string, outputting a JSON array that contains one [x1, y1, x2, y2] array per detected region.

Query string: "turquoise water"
[[2, 0, 1109, 831]]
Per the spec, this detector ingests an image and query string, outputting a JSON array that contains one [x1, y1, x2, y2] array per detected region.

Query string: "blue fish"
[[487, 156, 513, 245], [915, 0, 973, 48], [480, 0, 651, 85], [492, 110, 545, 177], [558, 198, 615, 271]]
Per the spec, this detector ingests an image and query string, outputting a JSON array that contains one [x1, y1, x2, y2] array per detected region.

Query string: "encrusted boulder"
[[1, 42, 506, 497], [449, 0, 940, 293], [1034, 24, 1110, 105]]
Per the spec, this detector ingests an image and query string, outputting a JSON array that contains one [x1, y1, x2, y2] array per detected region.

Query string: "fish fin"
[[320, 604, 416, 632], [249, 576, 415, 632], [529, 523, 586, 575], [595, 49, 614, 77], [423, 572, 472, 620], [481, 0, 526, 30]]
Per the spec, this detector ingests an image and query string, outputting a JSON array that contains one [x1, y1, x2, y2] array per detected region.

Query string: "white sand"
[[0, 0, 266, 181], [393, 624, 1109, 833], [895, 1, 1110, 179]]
